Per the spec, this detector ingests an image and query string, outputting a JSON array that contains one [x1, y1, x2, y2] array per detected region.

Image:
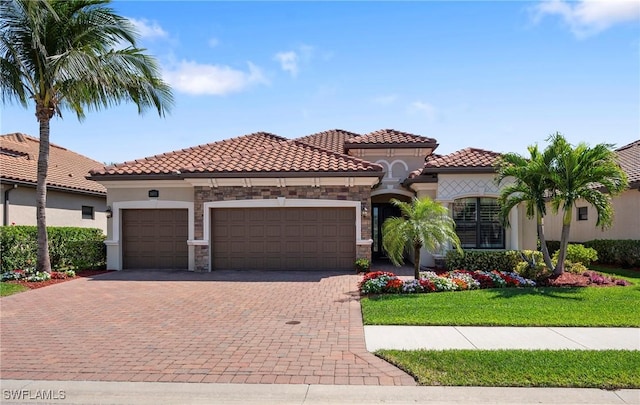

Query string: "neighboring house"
[[0, 133, 107, 233], [89, 129, 637, 272], [542, 140, 640, 242]]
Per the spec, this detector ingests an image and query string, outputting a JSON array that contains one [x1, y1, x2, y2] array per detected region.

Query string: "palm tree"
[[546, 133, 628, 275], [382, 197, 461, 280], [496, 133, 628, 276], [1, 0, 173, 272], [496, 144, 555, 271]]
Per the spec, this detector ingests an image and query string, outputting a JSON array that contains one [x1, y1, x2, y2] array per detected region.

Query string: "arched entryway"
[[371, 191, 413, 260]]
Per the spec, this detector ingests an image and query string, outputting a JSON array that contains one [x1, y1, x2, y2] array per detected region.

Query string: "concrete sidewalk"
[[1, 380, 638, 405], [364, 326, 640, 351]]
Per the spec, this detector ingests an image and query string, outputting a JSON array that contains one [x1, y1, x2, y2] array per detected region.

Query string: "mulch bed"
[[542, 270, 631, 287], [6, 270, 114, 290]]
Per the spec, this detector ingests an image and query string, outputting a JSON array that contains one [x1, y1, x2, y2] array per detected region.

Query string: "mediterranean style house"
[[89, 129, 543, 271], [0, 133, 107, 232], [89, 129, 638, 271]]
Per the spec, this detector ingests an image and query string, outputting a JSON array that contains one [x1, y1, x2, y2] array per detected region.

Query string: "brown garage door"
[[122, 209, 188, 269], [211, 207, 355, 270]]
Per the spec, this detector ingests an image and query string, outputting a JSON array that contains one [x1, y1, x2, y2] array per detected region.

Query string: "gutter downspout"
[[3, 184, 17, 226]]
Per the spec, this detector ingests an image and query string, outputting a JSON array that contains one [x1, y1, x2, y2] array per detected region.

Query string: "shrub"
[[354, 258, 371, 273], [0, 226, 106, 272], [445, 250, 520, 273], [565, 261, 589, 274], [584, 239, 640, 268], [552, 244, 598, 266], [515, 250, 550, 281]]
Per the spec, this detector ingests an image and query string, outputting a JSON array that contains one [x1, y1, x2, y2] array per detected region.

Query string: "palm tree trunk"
[[413, 244, 421, 280], [537, 214, 554, 271], [554, 209, 573, 276], [35, 105, 52, 273]]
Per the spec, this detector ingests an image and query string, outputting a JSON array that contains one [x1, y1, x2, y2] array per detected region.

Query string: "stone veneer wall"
[[194, 185, 372, 271]]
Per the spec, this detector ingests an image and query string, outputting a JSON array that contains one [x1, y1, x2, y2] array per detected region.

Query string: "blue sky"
[[1, 0, 639, 164]]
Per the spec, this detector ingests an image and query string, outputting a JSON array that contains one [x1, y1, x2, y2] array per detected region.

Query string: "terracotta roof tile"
[[296, 129, 361, 154], [0, 133, 106, 194], [423, 147, 501, 171], [616, 140, 639, 187], [345, 129, 437, 148], [91, 132, 383, 177], [91, 132, 286, 176]]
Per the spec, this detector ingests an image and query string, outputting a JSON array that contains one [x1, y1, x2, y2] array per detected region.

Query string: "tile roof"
[[616, 140, 639, 187], [344, 129, 438, 149], [0, 133, 106, 194], [296, 129, 361, 155], [422, 147, 501, 172], [90, 132, 383, 177]]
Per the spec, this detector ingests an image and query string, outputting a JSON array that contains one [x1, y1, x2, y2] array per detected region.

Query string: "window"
[[577, 206, 588, 221], [452, 197, 504, 249], [82, 206, 94, 220]]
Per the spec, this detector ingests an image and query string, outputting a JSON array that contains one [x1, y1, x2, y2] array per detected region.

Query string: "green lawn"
[[376, 349, 640, 389], [0, 282, 28, 297], [362, 280, 640, 327]]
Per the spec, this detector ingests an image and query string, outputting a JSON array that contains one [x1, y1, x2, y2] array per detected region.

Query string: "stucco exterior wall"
[[193, 185, 372, 271], [543, 191, 640, 241], [0, 184, 106, 233]]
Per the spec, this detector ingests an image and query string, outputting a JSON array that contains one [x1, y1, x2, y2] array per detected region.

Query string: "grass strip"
[[0, 282, 28, 297], [362, 285, 640, 326], [377, 349, 640, 389]]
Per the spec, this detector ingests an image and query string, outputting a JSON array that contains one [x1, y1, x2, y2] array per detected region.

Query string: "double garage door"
[[211, 207, 356, 271], [121, 207, 356, 271]]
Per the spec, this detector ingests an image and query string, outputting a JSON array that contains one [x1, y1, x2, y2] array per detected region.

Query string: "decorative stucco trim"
[[185, 177, 380, 188], [371, 187, 415, 199], [107, 200, 195, 271]]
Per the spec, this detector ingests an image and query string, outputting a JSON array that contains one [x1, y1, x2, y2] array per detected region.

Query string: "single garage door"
[[122, 209, 188, 269], [211, 207, 355, 270]]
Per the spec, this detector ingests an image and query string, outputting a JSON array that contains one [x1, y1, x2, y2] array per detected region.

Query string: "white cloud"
[[163, 61, 268, 96], [128, 17, 169, 40], [274, 44, 316, 77], [409, 101, 438, 122], [372, 94, 398, 105], [274, 51, 299, 77], [208, 37, 220, 48], [532, 0, 640, 38]]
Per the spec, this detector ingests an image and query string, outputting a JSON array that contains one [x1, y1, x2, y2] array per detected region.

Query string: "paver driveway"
[[0, 270, 415, 385]]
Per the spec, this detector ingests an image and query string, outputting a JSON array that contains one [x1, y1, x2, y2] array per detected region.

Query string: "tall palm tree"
[[0, 0, 173, 272], [546, 133, 628, 275], [496, 144, 555, 271], [382, 197, 461, 280]]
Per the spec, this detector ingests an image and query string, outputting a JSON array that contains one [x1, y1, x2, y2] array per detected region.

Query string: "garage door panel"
[[211, 207, 355, 270], [122, 209, 188, 270]]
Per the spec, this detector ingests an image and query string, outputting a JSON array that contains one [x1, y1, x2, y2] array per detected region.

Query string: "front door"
[[372, 203, 402, 259]]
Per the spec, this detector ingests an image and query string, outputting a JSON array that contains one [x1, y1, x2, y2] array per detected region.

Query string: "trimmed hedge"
[[445, 250, 520, 272], [544, 239, 640, 268], [0, 226, 105, 272], [584, 240, 640, 268]]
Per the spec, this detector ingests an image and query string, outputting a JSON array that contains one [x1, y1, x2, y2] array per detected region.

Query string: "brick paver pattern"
[[0, 270, 415, 385]]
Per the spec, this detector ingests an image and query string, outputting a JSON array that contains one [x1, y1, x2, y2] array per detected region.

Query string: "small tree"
[[546, 134, 627, 275], [496, 144, 555, 271], [382, 197, 461, 280]]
